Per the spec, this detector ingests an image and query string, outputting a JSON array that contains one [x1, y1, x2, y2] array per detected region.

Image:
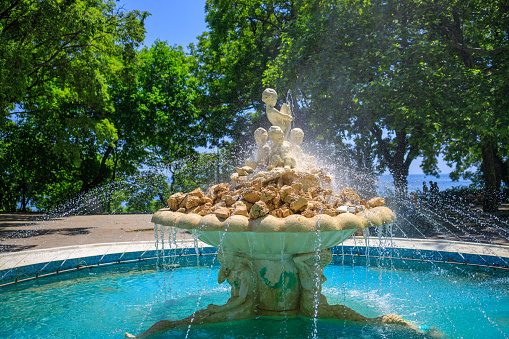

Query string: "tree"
[[168, 146, 240, 193], [260, 0, 509, 211], [0, 0, 148, 119], [108, 41, 212, 185], [415, 0, 509, 212], [0, 0, 148, 211]]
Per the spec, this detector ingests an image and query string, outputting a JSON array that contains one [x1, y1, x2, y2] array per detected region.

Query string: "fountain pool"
[[1, 247, 508, 338]]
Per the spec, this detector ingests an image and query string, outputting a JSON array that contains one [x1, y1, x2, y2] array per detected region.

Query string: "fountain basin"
[[152, 206, 394, 256], [149, 206, 397, 321], [151, 206, 394, 233], [191, 229, 357, 255]]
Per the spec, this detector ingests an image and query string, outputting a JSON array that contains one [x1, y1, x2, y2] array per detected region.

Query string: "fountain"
[[126, 88, 416, 338]]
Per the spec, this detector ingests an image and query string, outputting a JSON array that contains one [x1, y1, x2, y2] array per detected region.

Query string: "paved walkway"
[[0, 213, 193, 253]]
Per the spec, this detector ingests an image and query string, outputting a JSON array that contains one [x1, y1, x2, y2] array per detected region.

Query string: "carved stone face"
[[264, 95, 277, 107], [291, 134, 303, 145], [254, 128, 268, 146], [268, 126, 284, 146], [262, 88, 278, 106], [290, 128, 304, 145]]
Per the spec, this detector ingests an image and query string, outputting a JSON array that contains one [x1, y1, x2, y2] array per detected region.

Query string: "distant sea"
[[377, 174, 472, 194]]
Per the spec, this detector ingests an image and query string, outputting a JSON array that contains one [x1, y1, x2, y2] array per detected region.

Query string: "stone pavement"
[[0, 212, 192, 253]]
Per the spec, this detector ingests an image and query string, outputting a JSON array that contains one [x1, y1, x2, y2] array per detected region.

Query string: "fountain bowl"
[[152, 206, 394, 255]]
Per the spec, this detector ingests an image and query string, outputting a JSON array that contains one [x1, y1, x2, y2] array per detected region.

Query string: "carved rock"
[[249, 201, 269, 219], [167, 192, 186, 211], [367, 197, 385, 207]]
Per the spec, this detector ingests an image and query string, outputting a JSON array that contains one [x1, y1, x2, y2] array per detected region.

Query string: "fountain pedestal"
[[193, 227, 359, 317], [147, 206, 397, 325], [219, 248, 336, 318], [242, 253, 300, 316]]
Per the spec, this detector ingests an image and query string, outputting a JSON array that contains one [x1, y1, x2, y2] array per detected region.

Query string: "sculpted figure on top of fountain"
[[234, 88, 325, 184], [244, 127, 271, 171], [267, 125, 296, 170], [290, 128, 317, 170], [262, 88, 293, 139]]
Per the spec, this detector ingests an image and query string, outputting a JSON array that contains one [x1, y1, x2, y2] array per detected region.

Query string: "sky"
[[118, 1, 208, 48], [116, 1, 455, 176]]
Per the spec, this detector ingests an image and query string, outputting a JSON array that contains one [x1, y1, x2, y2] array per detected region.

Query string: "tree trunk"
[[82, 142, 116, 192], [106, 151, 118, 214], [480, 136, 499, 213], [391, 166, 409, 200], [371, 126, 415, 200], [21, 171, 28, 212]]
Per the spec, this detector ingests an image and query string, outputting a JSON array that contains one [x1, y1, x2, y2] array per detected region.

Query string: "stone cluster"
[[167, 177, 385, 221]]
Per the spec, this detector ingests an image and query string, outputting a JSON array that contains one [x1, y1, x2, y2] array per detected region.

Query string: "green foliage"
[[110, 40, 208, 173], [413, 0, 509, 211], [0, 0, 150, 211], [0, 0, 149, 119], [260, 0, 443, 195], [3, 0, 508, 213], [0, 35, 224, 212], [260, 0, 508, 204], [106, 172, 170, 213]]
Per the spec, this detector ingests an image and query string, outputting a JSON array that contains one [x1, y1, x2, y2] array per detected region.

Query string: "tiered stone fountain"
[[127, 89, 413, 338]]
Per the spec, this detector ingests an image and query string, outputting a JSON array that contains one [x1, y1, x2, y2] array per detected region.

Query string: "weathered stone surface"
[[260, 187, 276, 202], [307, 186, 322, 198], [243, 200, 254, 213], [168, 192, 186, 211], [154, 203, 394, 232], [367, 197, 385, 207], [232, 201, 249, 217], [279, 185, 293, 202], [336, 206, 349, 214], [301, 209, 315, 218], [189, 204, 205, 214], [215, 207, 231, 219], [201, 197, 213, 204], [209, 183, 230, 202], [290, 196, 308, 212], [250, 177, 264, 191], [162, 166, 392, 230], [198, 202, 213, 216], [291, 182, 303, 194], [236, 166, 253, 176], [189, 188, 204, 198], [281, 207, 291, 217], [186, 195, 202, 210], [321, 209, 336, 217], [340, 187, 361, 204], [222, 194, 237, 207], [242, 189, 261, 203], [250, 201, 269, 219]]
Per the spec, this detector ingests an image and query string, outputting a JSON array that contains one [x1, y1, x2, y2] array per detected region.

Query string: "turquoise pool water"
[[1, 256, 508, 338]]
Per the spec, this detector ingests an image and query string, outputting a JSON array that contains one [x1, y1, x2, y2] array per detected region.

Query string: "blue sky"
[[118, 1, 208, 48], [116, 1, 454, 176]]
